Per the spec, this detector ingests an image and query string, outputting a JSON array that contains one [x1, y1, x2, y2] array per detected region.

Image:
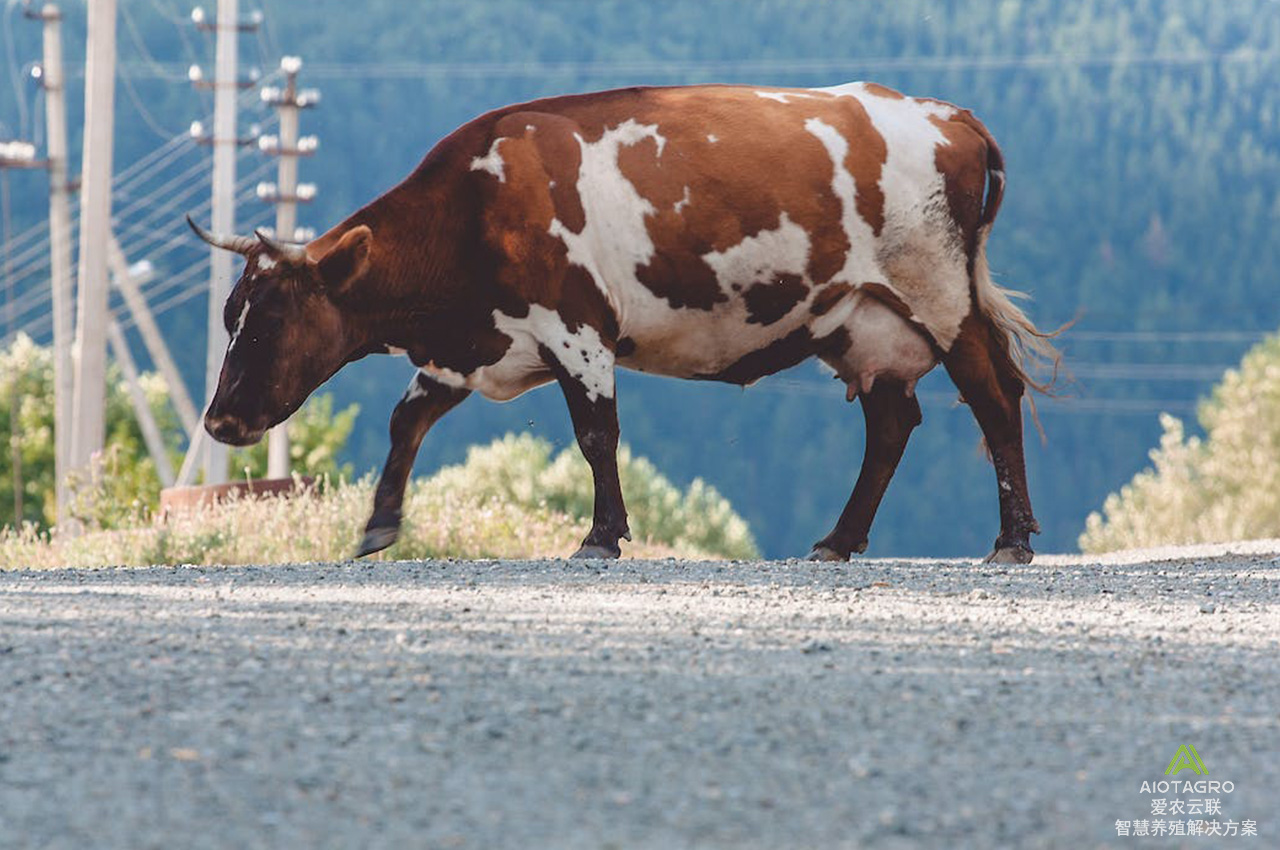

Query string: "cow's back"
[[457, 82, 992, 381]]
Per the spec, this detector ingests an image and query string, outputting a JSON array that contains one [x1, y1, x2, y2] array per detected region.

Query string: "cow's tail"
[[961, 112, 1063, 396]]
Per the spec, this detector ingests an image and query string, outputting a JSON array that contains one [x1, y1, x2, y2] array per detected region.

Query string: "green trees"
[[1081, 334, 1280, 552]]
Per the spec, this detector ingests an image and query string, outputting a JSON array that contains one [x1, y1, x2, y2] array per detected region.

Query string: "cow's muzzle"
[[204, 412, 266, 447]]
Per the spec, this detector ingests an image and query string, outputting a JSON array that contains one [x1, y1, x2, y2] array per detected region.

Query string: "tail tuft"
[[973, 241, 1064, 396]]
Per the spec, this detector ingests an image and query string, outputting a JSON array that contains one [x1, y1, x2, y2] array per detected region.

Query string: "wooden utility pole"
[[69, 0, 117, 481], [259, 56, 319, 478], [28, 3, 75, 522], [202, 0, 240, 485]]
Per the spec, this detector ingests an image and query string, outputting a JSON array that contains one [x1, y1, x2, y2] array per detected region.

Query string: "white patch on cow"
[[548, 119, 668, 311], [701, 212, 810, 292], [525, 124, 536, 132], [385, 345, 408, 356], [492, 305, 615, 402], [754, 90, 822, 104], [227, 300, 251, 351], [414, 306, 613, 404], [470, 137, 508, 182], [815, 81, 972, 347], [803, 117, 885, 295], [673, 186, 691, 214], [417, 360, 470, 390], [706, 134, 718, 144], [256, 254, 277, 272], [404, 372, 429, 401]]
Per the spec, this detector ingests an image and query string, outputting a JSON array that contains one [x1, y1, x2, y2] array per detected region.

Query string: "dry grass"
[[0, 477, 714, 569]]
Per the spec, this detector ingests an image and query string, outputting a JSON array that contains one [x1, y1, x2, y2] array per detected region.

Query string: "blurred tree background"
[[2, 0, 1279, 556], [1082, 334, 1280, 552]]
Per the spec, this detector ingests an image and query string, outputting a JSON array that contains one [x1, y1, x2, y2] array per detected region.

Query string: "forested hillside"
[[3, 0, 1278, 556]]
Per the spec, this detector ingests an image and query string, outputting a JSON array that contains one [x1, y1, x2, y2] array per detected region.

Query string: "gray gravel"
[[2, 552, 1278, 849]]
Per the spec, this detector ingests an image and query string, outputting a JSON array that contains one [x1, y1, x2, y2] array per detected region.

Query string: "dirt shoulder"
[[2, 552, 1277, 848]]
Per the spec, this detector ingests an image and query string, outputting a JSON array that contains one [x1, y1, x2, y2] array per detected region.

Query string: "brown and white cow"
[[191, 81, 1058, 563]]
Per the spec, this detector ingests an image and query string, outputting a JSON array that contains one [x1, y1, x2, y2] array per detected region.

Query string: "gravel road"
[[2, 548, 1278, 849]]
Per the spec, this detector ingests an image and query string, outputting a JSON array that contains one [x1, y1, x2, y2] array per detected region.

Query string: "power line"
[[117, 1, 184, 138], [126, 171, 273, 300], [1064, 330, 1270, 344], [3, 154, 272, 341], [124, 205, 273, 328], [754, 378, 1199, 416], [114, 133, 196, 186], [2, 0, 29, 138], [90, 47, 1280, 83], [13, 199, 268, 342], [1065, 363, 1237, 381]]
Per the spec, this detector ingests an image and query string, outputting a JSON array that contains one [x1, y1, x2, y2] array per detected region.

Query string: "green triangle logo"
[[1165, 744, 1207, 776]]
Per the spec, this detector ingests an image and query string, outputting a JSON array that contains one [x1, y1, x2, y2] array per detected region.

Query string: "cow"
[[190, 81, 1058, 564]]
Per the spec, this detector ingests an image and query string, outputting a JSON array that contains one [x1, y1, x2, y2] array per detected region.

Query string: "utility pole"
[[258, 56, 318, 478], [192, 0, 260, 484], [203, 0, 238, 485], [24, 2, 74, 523], [69, 0, 116, 485]]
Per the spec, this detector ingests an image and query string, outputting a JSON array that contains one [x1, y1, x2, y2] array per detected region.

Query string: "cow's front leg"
[[540, 344, 629, 559], [356, 373, 470, 557]]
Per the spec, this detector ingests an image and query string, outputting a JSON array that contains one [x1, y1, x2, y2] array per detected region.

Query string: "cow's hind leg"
[[808, 381, 922, 561], [943, 314, 1040, 563], [541, 345, 630, 559], [356, 373, 470, 557]]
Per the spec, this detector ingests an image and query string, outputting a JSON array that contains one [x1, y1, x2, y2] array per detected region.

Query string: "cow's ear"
[[316, 225, 373, 294]]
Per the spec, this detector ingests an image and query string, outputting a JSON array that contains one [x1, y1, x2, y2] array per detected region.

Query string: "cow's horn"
[[186, 215, 256, 255], [254, 229, 309, 264]]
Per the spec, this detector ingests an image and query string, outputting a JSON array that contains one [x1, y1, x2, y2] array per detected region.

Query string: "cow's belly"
[[422, 286, 936, 403], [617, 286, 938, 391], [616, 302, 815, 379]]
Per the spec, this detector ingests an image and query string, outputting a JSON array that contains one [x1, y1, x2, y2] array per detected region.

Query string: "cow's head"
[[188, 216, 374, 446]]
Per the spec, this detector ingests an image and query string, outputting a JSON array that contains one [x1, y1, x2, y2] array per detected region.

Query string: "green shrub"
[[0, 334, 173, 529], [1080, 334, 1280, 552], [427, 433, 759, 559]]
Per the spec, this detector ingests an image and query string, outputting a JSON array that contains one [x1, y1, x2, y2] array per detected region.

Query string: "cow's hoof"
[[983, 544, 1034, 565], [805, 546, 847, 562], [570, 544, 621, 560], [356, 526, 399, 558]]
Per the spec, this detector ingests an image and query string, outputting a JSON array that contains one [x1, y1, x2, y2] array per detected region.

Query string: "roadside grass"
[[0, 477, 709, 569], [0, 434, 759, 568]]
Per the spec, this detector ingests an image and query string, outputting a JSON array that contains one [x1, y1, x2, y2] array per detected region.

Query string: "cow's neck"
[[329, 167, 480, 355]]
